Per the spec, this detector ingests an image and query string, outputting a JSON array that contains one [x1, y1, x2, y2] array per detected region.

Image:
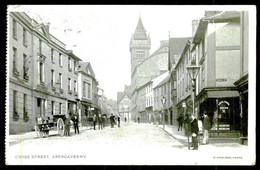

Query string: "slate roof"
[[154, 74, 170, 89], [117, 85, 131, 104], [169, 37, 192, 65], [78, 61, 96, 78]]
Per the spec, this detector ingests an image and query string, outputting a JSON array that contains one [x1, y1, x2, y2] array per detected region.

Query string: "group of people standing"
[[109, 114, 121, 128], [177, 111, 211, 150], [64, 114, 80, 137], [93, 113, 105, 130]]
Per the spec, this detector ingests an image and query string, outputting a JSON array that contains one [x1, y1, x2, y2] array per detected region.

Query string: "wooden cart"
[[35, 114, 67, 138]]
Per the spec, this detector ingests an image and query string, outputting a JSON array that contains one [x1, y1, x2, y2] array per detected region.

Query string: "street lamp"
[[186, 60, 200, 118], [161, 96, 166, 129]]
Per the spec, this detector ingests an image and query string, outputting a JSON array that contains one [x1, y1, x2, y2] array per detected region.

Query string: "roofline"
[[67, 51, 82, 61], [174, 40, 192, 69]]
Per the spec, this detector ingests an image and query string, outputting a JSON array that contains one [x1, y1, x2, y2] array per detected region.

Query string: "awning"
[[207, 91, 239, 98], [196, 87, 239, 105]]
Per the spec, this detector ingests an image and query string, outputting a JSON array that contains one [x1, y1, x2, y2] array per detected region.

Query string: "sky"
[[8, 5, 213, 100]]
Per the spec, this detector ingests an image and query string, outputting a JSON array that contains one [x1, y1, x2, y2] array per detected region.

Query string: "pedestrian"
[[202, 111, 211, 144], [125, 117, 127, 122], [98, 114, 103, 130], [190, 114, 199, 150], [184, 113, 191, 149], [93, 114, 97, 130], [102, 115, 106, 128], [177, 113, 184, 131], [118, 116, 121, 127], [138, 117, 140, 124], [72, 114, 79, 134], [64, 114, 71, 137], [110, 114, 114, 128]]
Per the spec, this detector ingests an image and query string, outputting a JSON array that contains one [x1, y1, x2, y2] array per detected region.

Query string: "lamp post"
[[186, 60, 200, 118], [161, 96, 166, 129]]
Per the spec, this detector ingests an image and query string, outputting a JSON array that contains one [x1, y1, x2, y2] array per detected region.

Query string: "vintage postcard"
[[5, 5, 256, 165]]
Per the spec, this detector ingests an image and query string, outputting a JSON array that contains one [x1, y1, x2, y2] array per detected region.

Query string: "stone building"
[[77, 62, 99, 123], [8, 12, 98, 134], [117, 85, 132, 122], [153, 73, 171, 125], [129, 18, 169, 120], [168, 37, 192, 126], [152, 71, 170, 124], [136, 82, 148, 122]]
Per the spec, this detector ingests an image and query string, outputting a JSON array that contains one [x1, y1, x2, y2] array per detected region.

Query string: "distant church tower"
[[129, 17, 151, 75]]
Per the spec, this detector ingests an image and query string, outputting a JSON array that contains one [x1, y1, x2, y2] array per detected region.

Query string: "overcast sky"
[[8, 5, 248, 100]]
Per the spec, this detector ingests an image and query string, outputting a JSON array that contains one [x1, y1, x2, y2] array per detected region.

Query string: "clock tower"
[[130, 17, 151, 75]]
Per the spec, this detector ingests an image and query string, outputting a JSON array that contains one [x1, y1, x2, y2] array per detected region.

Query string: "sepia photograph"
[[5, 5, 256, 165]]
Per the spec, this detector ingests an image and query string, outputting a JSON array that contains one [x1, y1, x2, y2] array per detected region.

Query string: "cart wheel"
[[35, 126, 43, 138], [57, 118, 65, 136]]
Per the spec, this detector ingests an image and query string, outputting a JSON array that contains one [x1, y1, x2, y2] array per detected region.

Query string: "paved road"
[[6, 122, 251, 165]]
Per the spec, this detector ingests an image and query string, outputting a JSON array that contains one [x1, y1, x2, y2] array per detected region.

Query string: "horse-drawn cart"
[[35, 114, 67, 138]]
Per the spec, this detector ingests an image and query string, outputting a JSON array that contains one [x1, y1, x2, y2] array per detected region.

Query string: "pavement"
[[157, 124, 247, 148]]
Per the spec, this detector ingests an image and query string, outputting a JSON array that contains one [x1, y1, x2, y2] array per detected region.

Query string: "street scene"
[[8, 122, 248, 165], [6, 5, 255, 165]]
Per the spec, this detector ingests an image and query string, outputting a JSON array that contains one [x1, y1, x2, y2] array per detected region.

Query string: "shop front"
[[145, 106, 153, 123], [196, 88, 241, 137], [67, 100, 77, 117], [80, 101, 92, 126], [234, 74, 248, 137]]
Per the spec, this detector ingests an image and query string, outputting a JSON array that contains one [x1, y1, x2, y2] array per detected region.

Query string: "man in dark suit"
[[118, 116, 121, 127], [202, 111, 211, 144], [72, 114, 79, 134], [177, 113, 184, 131], [110, 114, 115, 128], [190, 114, 199, 150]]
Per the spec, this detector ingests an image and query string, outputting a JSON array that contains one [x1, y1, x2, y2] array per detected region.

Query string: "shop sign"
[[216, 78, 227, 82], [182, 102, 186, 108], [218, 100, 230, 106]]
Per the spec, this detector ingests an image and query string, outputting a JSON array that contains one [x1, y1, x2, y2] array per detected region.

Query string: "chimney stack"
[[46, 22, 50, 33], [192, 19, 200, 37]]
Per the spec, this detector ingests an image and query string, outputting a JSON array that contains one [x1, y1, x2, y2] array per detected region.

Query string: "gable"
[[35, 24, 51, 40], [118, 94, 131, 104], [86, 63, 95, 78]]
